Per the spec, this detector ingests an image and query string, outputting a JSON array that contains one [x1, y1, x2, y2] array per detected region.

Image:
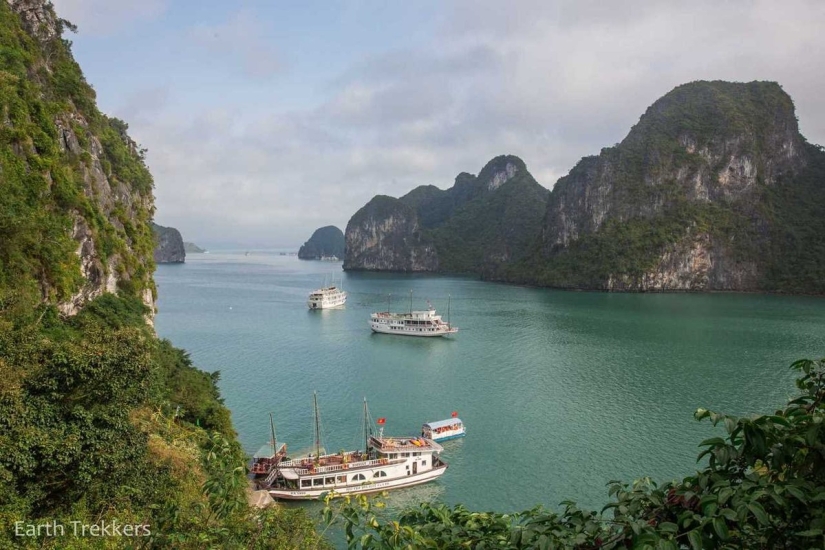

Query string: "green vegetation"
[[0, 293, 329, 549], [327, 358, 825, 549], [299, 225, 346, 260], [497, 81, 825, 292], [403, 156, 549, 273], [0, 3, 326, 548], [762, 143, 825, 293], [0, 1, 155, 307]]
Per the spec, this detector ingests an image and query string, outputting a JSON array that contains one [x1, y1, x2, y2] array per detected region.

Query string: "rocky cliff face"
[[344, 155, 549, 273], [512, 80, 821, 292], [344, 196, 438, 271], [298, 225, 345, 260], [152, 223, 186, 263], [1, 0, 157, 316]]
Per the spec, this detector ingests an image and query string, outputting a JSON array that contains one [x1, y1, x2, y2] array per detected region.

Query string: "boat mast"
[[363, 397, 369, 453], [270, 413, 276, 456], [409, 289, 413, 315], [313, 391, 321, 463], [387, 293, 392, 313], [448, 294, 451, 328]]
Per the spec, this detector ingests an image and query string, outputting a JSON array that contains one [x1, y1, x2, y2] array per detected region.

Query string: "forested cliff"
[[344, 81, 825, 293], [499, 80, 825, 292], [0, 2, 325, 548], [344, 155, 550, 273]]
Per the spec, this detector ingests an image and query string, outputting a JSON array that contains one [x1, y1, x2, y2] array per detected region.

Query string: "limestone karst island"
[[1, 1, 824, 549]]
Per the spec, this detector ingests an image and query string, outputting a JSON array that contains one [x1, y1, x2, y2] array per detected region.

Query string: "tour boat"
[[307, 276, 347, 309], [422, 414, 466, 442], [369, 292, 457, 337], [250, 414, 288, 477], [264, 395, 448, 500]]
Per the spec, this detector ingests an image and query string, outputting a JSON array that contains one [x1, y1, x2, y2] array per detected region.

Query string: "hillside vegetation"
[[496, 81, 825, 293], [344, 155, 549, 273], [0, 2, 326, 548]]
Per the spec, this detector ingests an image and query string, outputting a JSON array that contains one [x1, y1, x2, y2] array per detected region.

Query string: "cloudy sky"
[[52, 0, 825, 248]]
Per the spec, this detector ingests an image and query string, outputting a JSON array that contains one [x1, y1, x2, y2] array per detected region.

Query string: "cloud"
[[51, 0, 167, 35], [188, 10, 280, 78], [111, 0, 825, 247]]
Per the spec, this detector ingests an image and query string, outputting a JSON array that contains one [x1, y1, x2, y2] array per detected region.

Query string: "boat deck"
[[369, 436, 443, 452]]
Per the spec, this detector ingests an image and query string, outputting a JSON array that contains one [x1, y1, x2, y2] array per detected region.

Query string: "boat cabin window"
[[352, 473, 366, 482], [402, 452, 409, 457], [422, 461, 427, 466], [413, 452, 421, 456], [325, 477, 335, 485], [313, 478, 323, 486], [301, 480, 311, 488], [373, 471, 387, 478]]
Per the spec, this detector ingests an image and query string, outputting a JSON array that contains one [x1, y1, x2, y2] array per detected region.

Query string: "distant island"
[[298, 225, 345, 260], [151, 222, 185, 263], [344, 81, 825, 294], [184, 241, 206, 253]]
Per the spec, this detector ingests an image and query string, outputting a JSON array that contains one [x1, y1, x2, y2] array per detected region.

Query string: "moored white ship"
[[369, 293, 457, 337], [307, 276, 347, 309], [264, 396, 448, 500]]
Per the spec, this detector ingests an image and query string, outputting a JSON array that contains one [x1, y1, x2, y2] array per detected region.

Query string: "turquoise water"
[[154, 251, 825, 513]]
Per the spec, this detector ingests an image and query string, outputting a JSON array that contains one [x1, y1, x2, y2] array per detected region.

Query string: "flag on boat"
[[451, 411, 458, 418], [377, 417, 386, 425]]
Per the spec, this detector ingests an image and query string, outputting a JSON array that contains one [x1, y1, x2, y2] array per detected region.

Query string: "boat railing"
[[279, 457, 402, 475], [264, 467, 281, 486]]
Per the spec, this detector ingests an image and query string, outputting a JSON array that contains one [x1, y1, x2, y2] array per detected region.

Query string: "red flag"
[[377, 417, 386, 425], [451, 411, 458, 418]]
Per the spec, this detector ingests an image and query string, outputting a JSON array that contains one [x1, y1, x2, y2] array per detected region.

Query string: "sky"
[[51, 0, 825, 248]]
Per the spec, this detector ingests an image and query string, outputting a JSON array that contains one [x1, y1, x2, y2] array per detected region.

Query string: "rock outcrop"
[[298, 225, 345, 260], [500, 80, 823, 292], [344, 155, 549, 273], [152, 223, 186, 263], [2, 0, 157, 316], [344, 196, 438, 271]]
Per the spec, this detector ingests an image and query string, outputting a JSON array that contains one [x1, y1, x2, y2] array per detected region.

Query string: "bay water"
[[154, 251, 825, 513]]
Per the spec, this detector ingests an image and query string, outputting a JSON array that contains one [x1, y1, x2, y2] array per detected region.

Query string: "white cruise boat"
[[265, 396, 448, 500], [370, 294, 457, 337], [307, 275, 347, 309]]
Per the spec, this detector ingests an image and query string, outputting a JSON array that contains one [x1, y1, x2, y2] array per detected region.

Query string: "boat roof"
[[423, 418, 463, 430], [253, 442, 286, 458]]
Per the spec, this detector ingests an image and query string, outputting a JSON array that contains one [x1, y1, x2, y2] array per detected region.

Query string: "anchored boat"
[[250, 414, 288, 477], [307, 275, 347, 309], [265, 394, 448, 500], [369, 292, 457, 337], [422, 412, 466, 442]]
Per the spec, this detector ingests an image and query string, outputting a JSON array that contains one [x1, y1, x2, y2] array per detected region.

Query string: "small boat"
[[369, 292, 457, 337], [265, 394, 448, 500], [308, 275, 347, 309], [250, 414, 289, 477], [422, 414, 466, 442]]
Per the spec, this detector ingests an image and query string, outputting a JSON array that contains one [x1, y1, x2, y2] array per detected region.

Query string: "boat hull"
[[268, 465, 447, 500], [308, 294, 347, 309], [369, 322, 457, 337], [432, 433, 466, 442]]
